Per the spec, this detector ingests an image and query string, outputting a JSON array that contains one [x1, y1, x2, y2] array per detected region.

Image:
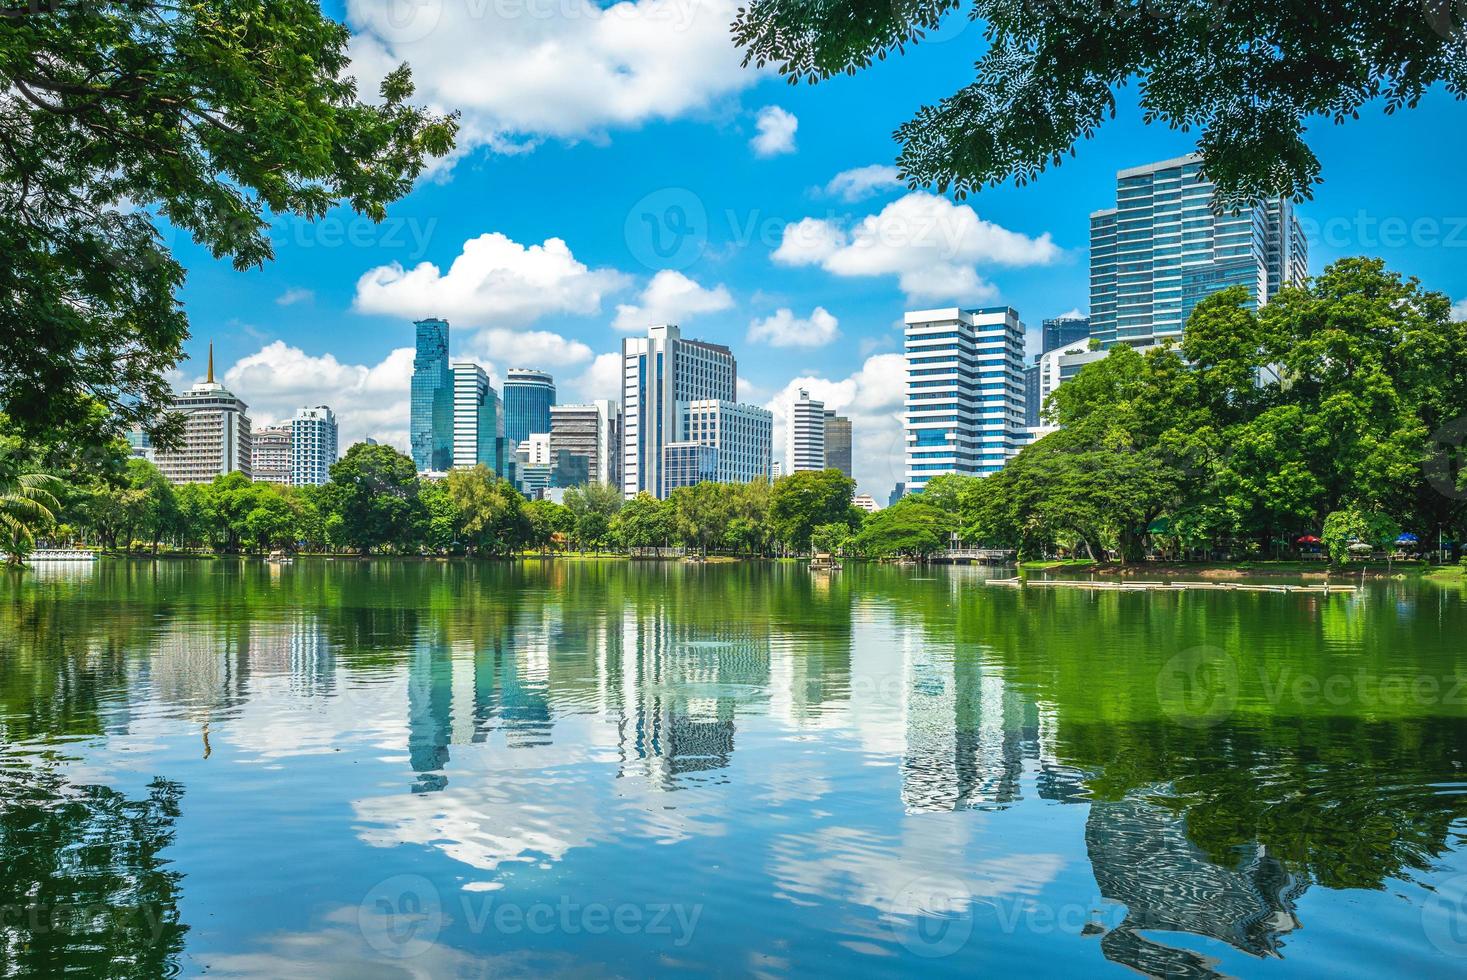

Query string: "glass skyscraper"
[[1041, 315, 1091, 355], [451, 362, 504, 475], [503, 368, 556, 447], [410, 318, 453, 472], [904, 306, 1028, 492], [1089, 154, 1307, 348]]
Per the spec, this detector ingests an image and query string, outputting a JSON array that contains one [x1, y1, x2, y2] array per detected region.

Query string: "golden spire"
[[207, 342, 214, 383]]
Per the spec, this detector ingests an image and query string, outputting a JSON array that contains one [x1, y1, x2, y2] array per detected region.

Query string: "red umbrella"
[[1296, 535, 1322, 544]]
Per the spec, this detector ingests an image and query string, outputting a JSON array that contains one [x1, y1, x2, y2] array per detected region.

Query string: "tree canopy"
[[732, 0, 1467, 203], [0, 0, 456, 443]]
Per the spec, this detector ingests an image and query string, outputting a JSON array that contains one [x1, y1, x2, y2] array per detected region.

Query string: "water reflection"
[[2, 561, 1466, 976]]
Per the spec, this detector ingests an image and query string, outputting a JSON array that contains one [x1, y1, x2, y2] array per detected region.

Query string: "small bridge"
[[939, 548, 1016, 565]]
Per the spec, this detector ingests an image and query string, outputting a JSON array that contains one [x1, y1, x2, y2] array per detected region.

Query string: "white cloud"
[[223, 341, 415, 451], [747, 307, 839, 348], [750, 105, 798, 157], [773, 192, 1060, 302], [1453, 298, 1467, 321], [353, 232, 629, 325], [612, 270, 733, 332], [764, 353, 907, 495], [345, 0, 759, 166], [275, 287, 314, 307], [823, 164, 903, 202], [1054, 307, 1085, 321], [563, 352, 624, 404], [465, 328, 594, 375]]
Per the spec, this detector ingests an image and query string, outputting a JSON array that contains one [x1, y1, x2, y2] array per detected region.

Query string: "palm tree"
[[0, 473, 62, 565]]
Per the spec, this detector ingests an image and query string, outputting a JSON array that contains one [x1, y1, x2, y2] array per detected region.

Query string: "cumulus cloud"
[[773, 191, 1060, 302], [1453, 298, 1467, 321], [747, 307, 840, 348], [223, 342, 415, 451], [563, 352, 624, 404], [823, 164, 903, 202], [345, 0, 759, 166], [1054, 307, 1086, 321], [612, 270, 733, 332], [764, 353, 907, 494], [465, 327, 594, 374], [750, 105, 798, 157], [275, 287, 314, 307], [353, 232, 629, 325]]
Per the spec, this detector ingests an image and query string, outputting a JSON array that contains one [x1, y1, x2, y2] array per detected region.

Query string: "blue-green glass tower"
[[503, 368, 555, 447], [410, 318, 453, 472]]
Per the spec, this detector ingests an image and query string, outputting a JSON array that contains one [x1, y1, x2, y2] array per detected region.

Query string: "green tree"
[[769, 469, 856, 554], [444, 466, 527, 555], [732, 0, 1467, 203], [0, 0, 456, 445], [564, 482, 623, 553], [613, 493, 673, 554], [851, 500, 953, 559], [524, 499, 572, 553], [321, 443, 425, 554], [0, 471, 62, 564]]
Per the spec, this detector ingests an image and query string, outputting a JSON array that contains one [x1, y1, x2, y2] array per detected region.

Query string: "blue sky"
[[174, 0, 1467, 495]]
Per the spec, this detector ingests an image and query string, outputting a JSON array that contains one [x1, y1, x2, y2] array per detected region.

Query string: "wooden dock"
[[987, 578, 1358, 595]]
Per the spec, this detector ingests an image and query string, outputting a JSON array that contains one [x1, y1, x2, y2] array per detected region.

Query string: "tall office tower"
[[290, 406, 338, 486], [522, 432, 551, 465], [1089, 154, 1307, 348], [550, 400, 622, 486], [154, 344, 253, 483], [822, 411, 852, 478], [682, 400, 773, 484], [787, 388, 826, 473], [1041, 315, 1091, 354], [503, 368, 556, 447], [904, 306, 1027, 492], [621, 323, 737, 499], [451, 362, 503, 473], [410, 317, 453, 472], [1023, 362, 1042, 428], [251, 424, 292, 484]]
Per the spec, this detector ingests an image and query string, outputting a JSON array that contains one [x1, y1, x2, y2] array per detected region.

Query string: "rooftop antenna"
[[207, 342, 214, 383]]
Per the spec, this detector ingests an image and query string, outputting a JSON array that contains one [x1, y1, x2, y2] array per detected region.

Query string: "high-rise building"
[[451, 363, 503, 473], [503, 369, 556, 448], [823, 411, 852, 478], [549, 400, 622, 487], [291, 406, 337, 486], [621, 324, 737, 498], [154, 344, 253, 484], [410, 318, 453, 472], [787, 389, 825, 473], [662, 441, 718, 493], [1041, 315, 1091, 355], [904, 307, 1027, 492], [853, 493, 880, 513], [682, 400, 773, 484], [1022, 362, 1041, 428], [125, 428, 153, 461], [251, 424, 292, 484], [1089, 154, 1307, 348], [522, 432, 552, 465], [888, 483, 906, 507]]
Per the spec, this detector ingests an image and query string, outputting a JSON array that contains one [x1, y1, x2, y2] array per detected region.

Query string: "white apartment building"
[[621, 324, 737, 498], [154, 347, 253, 484], [682, 400, 773, 484], [904, 306, 1027, 492], [251, 424, 292, 484], [291, 405, 338, 486]]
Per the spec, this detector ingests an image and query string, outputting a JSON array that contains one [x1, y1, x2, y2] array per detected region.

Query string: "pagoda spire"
[[207, 342, 214, 383]]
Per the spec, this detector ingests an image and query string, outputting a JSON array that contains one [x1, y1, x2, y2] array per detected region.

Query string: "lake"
[[3, 559, 1467, 977]]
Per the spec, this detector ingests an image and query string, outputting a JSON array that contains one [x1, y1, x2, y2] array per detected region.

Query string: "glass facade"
[[410, 318, 453, 472], [1089, 155, 1307, 348], [1041, 316, 1090, 355], [451, 363, 504, 475], [662, 441, 717, 493], [503, 369, 556, 447]]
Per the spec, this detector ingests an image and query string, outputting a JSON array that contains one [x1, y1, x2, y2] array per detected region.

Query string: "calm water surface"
[[4, 560, 1467, 977]]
